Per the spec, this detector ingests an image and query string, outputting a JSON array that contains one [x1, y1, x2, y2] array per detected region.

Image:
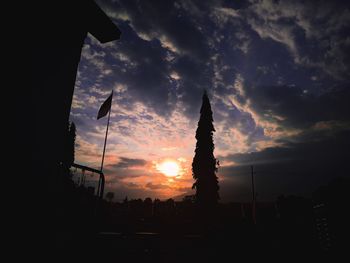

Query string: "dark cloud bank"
[[219, 128, 350, 202]]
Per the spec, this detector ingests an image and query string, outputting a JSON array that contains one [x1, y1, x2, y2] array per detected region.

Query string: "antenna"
[[251, 165, 256, 225]]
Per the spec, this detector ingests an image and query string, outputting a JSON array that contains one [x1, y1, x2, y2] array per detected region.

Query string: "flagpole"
[[100, 92, 113, 172]]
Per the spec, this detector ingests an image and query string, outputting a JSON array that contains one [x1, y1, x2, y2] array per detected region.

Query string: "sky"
[[70, 0, 350, 202]]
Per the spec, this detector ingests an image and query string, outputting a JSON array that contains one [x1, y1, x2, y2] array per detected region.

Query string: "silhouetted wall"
[[31, 0, 120, 242]]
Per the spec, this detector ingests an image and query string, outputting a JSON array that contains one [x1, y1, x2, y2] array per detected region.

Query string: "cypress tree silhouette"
[[192, 91, 219, 207]]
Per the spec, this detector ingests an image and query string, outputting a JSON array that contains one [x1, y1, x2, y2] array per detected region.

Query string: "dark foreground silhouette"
[[30, 1, 120, 255], [31, 0, 120, 245], [58, 171, 348, 261], [32, 0, 120, 180], [30, 2, 348, 261]]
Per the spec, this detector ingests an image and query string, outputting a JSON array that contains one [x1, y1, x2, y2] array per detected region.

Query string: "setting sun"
[[157, 161, 180, 177]]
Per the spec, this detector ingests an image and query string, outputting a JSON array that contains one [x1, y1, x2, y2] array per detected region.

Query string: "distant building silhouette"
[[312, 177, 349, 253]]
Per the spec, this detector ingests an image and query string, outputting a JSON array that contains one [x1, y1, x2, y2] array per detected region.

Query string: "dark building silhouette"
[[31, 0, 121, 243], [32, 1, 120, 189]]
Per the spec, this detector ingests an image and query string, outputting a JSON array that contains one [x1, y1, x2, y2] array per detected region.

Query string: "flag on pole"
[[97, 91, 113, 120]]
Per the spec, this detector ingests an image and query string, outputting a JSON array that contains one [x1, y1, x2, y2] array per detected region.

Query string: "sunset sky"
[[70, 0, 350, 202]]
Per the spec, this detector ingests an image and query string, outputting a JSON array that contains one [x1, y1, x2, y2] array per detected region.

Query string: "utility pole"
[[251, 165, 256, 225]]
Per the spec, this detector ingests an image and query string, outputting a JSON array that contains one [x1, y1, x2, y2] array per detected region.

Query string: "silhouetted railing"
[[70, 163, 105, 199]]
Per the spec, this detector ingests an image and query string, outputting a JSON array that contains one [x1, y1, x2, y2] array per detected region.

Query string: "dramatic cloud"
[[70, 0, 350, 201], [245, 0, 350, 79], [112, 157, 147, 168]]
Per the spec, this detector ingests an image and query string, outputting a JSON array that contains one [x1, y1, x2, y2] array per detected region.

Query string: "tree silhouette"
[[144, 197, 153, 205], [65, 122, 76, 168], [61, 121, 76, 177], [192, 91, 219, 207]]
